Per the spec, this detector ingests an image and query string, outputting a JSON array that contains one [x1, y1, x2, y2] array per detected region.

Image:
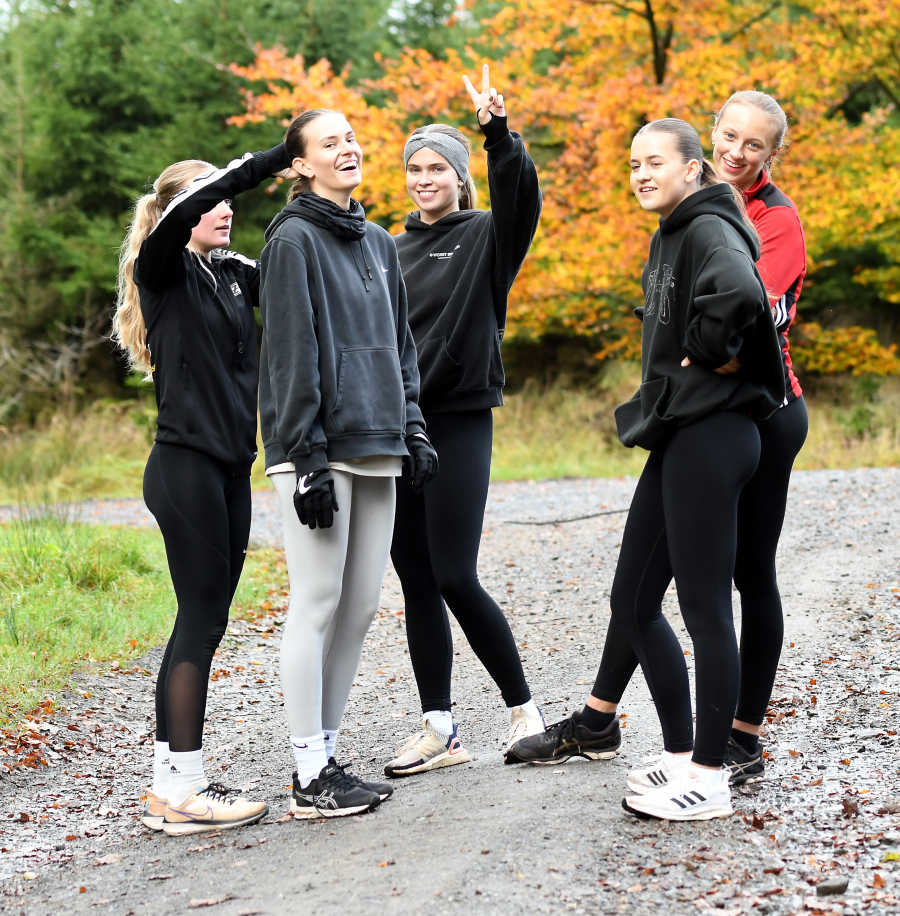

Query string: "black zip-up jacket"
[[258, 192, 425, 475], [615, 184, 785, 451], [134, 144, 290, 475], [394, 116, 542, 412]]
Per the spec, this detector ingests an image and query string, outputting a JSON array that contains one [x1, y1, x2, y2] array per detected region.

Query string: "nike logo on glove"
[[297, 475, 314, 495]]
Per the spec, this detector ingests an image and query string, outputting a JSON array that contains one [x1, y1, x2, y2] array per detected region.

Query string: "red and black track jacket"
[[134, 144, 289, 475], [743, 170, 806, 405]]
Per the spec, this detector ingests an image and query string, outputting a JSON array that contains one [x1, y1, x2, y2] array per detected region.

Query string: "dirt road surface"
[[1, 468, 899, 915]]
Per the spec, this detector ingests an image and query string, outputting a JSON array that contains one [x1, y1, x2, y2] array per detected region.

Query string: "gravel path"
[[1, 468, 899, 915]]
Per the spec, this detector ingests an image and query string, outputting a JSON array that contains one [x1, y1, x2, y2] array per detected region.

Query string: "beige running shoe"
[[384, 720, 470, 777], [140, 789, 167, 831], [162, 782, 268, 836], [504, 705, 546, 762]]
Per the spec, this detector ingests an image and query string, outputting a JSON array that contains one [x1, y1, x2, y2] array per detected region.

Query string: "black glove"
[[403, 433, 439, 494], [293, 468, 339, 530]]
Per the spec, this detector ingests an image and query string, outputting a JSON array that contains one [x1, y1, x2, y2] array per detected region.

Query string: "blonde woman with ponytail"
[[114, 142, 292, 836], [510, 119, 785, 823], [385, 64, 546, 780]]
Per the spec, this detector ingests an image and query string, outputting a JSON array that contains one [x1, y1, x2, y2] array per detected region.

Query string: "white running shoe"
[[623, 766, 733, 821], [627, 750, 691, 794], [384, 721, 470, 777], [162, 782, 268, 835], [504, 705, 546, 761]]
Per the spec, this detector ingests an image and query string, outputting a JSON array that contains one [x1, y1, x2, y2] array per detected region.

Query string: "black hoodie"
[[133, 144, 290, 476], [258, 192, 425, 475], [614, 184, 785, 451], [394, 116, 542, 412]]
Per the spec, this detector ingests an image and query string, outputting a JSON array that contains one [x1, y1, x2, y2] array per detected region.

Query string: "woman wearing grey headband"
[[385, 65, 546, 780]]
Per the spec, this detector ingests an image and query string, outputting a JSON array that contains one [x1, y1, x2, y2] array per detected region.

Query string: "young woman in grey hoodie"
[[258, 109, 438, 819]]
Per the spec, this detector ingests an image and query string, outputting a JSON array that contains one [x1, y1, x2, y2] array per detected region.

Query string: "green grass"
[[0, 514, 174, 723], [0, 512, 281, 726], [492, 368, 648, 480], [2, 369, 900, 506]]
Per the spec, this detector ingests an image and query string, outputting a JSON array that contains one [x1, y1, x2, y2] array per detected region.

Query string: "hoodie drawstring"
[[350, 241, 372, 292]]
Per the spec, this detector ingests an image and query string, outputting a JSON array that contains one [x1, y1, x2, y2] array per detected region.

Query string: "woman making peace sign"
[[385, 66, 546, 778]]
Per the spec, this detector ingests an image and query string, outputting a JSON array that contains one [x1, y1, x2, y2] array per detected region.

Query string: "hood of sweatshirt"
[[660, 184, 760, 261], [265, 191, 366, 242], [403, 209, 482, 234]]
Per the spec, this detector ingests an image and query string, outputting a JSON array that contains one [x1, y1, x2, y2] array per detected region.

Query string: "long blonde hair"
[[113, 160, 213, 372]]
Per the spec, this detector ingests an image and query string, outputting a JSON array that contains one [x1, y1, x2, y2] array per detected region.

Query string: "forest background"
[[2, 0, 900, 498]]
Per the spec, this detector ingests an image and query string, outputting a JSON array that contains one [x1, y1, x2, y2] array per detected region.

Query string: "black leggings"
[[144, 443, 251, 752], [593, 411, 761, 767], [594, 397, 808, 733], [391, 409, 531, 712]]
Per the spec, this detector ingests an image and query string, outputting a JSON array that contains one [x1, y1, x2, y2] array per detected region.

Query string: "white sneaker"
[[504, 705, 546, 761], [623, 766, 733, 821], [627, 750, 691, 794]]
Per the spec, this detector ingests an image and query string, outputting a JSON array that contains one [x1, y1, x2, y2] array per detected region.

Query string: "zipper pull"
[[238, 340, 243, 354]]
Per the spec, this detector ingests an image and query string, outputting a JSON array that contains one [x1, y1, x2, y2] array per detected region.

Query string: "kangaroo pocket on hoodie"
[[416, 336, 462, 393], [329, 347, 406, 435]]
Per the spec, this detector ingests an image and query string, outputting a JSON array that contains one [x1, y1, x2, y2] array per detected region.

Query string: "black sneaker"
[[290, 763, 381, 819], [725, 736, 765, 785], [328, 757, 394, 801], [506, 710, 621, 765]]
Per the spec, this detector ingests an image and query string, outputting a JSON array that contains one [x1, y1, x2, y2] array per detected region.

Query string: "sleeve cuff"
[[255, 143, 290, 177], [405, 419, 426, 439], [480, 115, 510, 148], [291, 448, 329, 477]]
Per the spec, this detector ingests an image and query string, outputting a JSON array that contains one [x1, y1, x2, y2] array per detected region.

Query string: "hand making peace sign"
[[463, 64, 506, 126]]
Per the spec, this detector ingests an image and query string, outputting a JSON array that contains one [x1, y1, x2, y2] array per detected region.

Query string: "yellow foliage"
[[230, 0, 900, 370], [792, 323, 900, 377]]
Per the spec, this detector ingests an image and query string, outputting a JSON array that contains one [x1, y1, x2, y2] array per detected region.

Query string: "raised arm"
[[138, 144, 290, 293], [463, 64, 542, 289]]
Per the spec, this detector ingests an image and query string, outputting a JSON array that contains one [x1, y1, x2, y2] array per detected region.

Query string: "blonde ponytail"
[[113, 159, 213, 372]]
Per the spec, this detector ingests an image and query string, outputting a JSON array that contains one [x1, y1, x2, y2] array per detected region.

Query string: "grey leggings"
[[272, 470, 396, 737]]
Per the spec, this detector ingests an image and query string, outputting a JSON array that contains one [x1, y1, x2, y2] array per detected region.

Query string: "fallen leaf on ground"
[[189, 896, 234, 908], [93, 854, 123, 866]]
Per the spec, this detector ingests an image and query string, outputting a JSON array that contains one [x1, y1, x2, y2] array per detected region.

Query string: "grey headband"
[[403, 132, 469, 183]]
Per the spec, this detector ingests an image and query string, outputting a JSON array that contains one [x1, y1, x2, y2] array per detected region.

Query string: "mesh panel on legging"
[[391, 409, 531, 711], [591, 398, 808, 734], [144, 443, 251, 752]]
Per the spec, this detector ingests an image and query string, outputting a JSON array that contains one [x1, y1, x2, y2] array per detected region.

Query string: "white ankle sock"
[[292, 733, 328, 788], [687, 762, 727, 786], [323, 729, 338, 761], [168, 749, 204, 806], [516, 699, 542, 723], [423, 710, 453, 736], [152, 741, 170, 798], [662, 751, 692, 771]]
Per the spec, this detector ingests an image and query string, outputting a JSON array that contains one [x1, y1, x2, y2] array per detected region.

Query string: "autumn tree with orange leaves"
[[231, 0, 900, 374]]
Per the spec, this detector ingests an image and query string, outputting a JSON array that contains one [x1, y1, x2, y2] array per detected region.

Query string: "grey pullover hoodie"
[[259, 192, 425, 474]]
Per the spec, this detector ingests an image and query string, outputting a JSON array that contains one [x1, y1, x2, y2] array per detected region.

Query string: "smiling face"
[[406, 148, 461, 223], [292, 112, 363, 207], [712, 103, 779, 190], [629, 131, 702, 219], [189, 198, 233, 257]]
